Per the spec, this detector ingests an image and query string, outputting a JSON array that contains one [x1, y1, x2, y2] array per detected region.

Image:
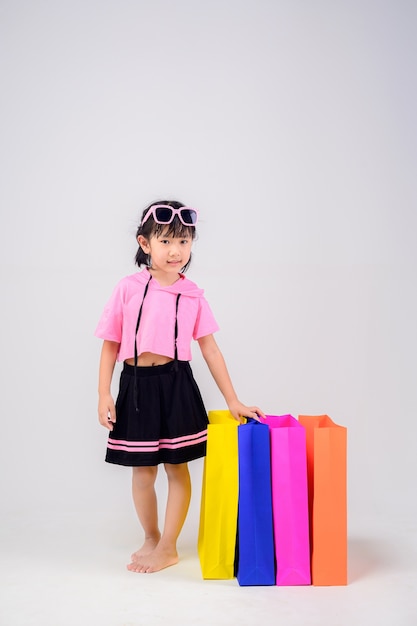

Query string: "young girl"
[[95, 200, 263, 574]]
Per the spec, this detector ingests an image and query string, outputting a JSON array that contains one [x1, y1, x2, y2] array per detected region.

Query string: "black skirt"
[[106, 361, 208, 466]]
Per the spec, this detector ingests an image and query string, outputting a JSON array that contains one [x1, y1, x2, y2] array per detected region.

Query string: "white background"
[[1, 1, 416, 624]]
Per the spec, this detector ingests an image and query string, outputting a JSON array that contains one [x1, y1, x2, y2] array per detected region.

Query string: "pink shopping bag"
[[263, 414, 311, 585]]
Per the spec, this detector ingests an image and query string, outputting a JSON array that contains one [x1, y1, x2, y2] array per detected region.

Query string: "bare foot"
[[130, 535, 161, 563], [127, 543, 179, 573]]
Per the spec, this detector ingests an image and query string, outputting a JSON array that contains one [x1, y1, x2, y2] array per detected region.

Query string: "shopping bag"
[[198, 410, 239, 579], [298, 414, 347, 586], [263, 414, 311, 586], [236, 418, 275, 586]]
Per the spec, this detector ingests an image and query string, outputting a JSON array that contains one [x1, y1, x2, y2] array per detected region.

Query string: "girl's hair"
[[135, 199, 197, 272]]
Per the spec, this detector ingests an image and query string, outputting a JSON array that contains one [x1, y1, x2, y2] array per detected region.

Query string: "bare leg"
[[128, 466, 160, 568], [128, 462, 191, 573]]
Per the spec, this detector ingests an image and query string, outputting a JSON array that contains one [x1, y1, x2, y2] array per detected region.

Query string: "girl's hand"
[[227, 400, 265, 424], [98, 394, 116, 431]]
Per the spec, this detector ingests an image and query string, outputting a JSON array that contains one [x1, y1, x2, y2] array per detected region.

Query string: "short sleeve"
[[193, 297, 219, 340], [94, 282, 124, 343]]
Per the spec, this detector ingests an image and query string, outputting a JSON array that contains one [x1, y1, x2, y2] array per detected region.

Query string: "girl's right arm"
[[98, 340, 120, 431]]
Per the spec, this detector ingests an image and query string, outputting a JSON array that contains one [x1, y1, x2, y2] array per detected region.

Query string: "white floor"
[[1, 510, 416, 626]]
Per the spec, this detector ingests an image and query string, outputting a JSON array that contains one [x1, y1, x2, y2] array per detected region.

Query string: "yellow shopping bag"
[[198, 410, 240, 579]]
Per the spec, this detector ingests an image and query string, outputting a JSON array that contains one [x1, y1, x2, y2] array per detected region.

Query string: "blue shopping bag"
[[236, 419, 275, 586]]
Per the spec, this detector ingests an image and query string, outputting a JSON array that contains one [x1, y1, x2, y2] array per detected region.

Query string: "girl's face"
[[138, 228, 193, 281]]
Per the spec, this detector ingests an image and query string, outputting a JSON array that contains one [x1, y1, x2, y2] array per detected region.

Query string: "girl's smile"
[[138, 231, 193, 285]]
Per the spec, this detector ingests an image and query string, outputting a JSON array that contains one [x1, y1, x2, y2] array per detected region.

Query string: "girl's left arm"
[[198, 334, 264, 423]]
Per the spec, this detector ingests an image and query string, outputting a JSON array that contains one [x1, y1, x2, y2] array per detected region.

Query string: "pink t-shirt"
[[95, 270, 219, 362]]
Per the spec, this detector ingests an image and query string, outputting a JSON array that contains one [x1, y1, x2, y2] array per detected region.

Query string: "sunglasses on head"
[[141, 204, 199, 227]]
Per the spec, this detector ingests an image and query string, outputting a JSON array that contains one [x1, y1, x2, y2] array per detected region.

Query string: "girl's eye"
[[181, 239, 189, 244]]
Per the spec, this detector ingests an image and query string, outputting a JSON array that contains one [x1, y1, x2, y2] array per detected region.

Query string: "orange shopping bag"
[[298, 414, 347, 585]]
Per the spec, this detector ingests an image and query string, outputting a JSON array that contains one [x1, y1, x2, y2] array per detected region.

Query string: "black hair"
[[134, 200, 197, 272]]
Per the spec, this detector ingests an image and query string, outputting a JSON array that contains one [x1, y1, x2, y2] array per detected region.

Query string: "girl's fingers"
[[98, 410, 116, 430]]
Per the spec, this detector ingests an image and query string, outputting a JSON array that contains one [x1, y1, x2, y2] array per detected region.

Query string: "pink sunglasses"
[[141, 204, 199, 227]]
